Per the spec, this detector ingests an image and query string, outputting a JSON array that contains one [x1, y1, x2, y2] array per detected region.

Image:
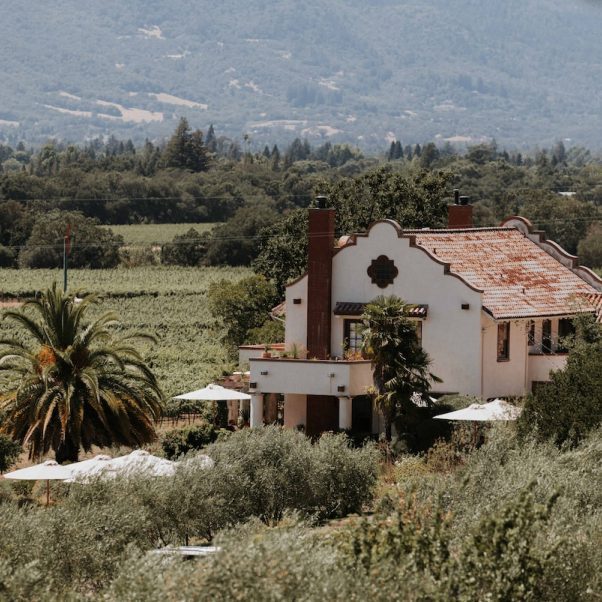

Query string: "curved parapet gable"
[[502, 216, 602, 292], [334, 219, 484, 294]]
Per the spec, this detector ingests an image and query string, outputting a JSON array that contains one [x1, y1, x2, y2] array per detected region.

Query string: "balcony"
[[249, 357, 373, 397], [527, 353, 567, 384]]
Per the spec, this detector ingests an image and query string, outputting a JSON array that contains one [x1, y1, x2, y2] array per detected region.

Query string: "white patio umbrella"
[[173, 383, 251, 401], [67, 450, 176, 482], [434, 398, 522, 422], [107, 450, 176, 478], [4, 460, 72, 505], [64, 454, 113, 483]]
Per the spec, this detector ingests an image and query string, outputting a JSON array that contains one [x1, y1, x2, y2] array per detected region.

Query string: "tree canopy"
[[360, 295, 439, 441], [0, 285, 164, 462]]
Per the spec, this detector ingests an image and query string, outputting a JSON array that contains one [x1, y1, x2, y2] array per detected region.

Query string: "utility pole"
[[63, 224, 72, 293], [63, 236, 68, 293]]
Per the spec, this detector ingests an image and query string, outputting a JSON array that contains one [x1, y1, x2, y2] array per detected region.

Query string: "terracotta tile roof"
[[408, 227, 600, 320], [270, 301, 286, 318], [333, 301, 428, 318], [585, 292, 602, 323]]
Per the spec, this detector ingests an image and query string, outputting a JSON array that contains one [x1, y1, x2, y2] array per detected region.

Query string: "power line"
[[1, 188, 602, 204], [0, 215, 600, 252]]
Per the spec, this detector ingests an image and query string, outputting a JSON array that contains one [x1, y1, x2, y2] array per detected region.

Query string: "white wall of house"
[[481, 315, 529, 398], [331, 221, 483, 396], [284, 276, 308, 348], [528, 354, 566, 384]]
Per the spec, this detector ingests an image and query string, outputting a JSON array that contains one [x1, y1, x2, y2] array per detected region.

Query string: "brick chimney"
[[448, 190, 473, 228], [306, 196, 335, 359]]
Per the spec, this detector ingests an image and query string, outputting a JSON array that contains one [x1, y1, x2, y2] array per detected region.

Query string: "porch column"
[[338, 396, 352, 431], [250, 393, 264, 428]]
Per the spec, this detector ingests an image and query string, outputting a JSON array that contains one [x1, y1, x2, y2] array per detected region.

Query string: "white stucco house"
[[243, 197, 602, 437]]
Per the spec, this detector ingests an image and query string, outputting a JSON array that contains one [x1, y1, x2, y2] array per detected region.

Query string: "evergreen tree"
[[162, 118, 210, 172], [271, 144, 281, 171], [206, 124, 217, 153], [387, 141, 396, 161], [419, 142, 440, 168]]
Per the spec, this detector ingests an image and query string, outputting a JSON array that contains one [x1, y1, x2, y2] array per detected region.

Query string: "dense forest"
[[0, 120, 600, 282]]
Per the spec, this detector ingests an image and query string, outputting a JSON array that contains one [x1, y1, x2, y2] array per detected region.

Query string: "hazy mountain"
[[1, 0, 602, 150]]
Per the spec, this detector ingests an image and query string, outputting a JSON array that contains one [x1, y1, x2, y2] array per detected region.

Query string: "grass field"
[[0, 266, 252, 401], [103, 223, 217, 245]]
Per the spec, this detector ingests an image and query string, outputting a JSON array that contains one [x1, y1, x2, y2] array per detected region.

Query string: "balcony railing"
[[528, 353, 567, 383]]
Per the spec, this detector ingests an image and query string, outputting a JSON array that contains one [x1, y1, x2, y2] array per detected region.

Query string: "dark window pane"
[[557, 318, 574, 353], [542, 319, 552, 354], [497, 322, 510, 360], [528, 321, 535, 346], [344, 319, 363, 354]]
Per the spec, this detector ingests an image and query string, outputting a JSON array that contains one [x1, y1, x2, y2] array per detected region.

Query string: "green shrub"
[[245, 318, 284, 345], [207, 274, 280, 350], [18, 210, 123, 269], [161, 227, 209, 266], [519, 317, 602, 446], [161, 422, 217, 460], [0, 434, 22, 473], [0, 244, 16, 267], [107, 521, 359, 602], [307, 432, 379, 518], [577, 222, 602, 269], [0, 494, 153, 596], [119, 245, 158, 267]]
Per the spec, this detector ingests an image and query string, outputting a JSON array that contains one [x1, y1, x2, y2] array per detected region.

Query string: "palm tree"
[[0, 284, 164, 463], [360, 295, 439, 442]]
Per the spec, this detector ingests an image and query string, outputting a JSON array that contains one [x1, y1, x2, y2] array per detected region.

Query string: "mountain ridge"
[[1, 0, 602, 149]]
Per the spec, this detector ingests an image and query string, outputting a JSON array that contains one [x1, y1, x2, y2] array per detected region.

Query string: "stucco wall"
[[331, 221, 483, 396], [285, 276, 308, 349], [528, 354, 566, 384], [481, 315, 528, 398], [250, 358, 372, 396]]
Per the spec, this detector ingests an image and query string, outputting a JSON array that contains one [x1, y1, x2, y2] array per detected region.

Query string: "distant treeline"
[[0, 119, 600, 274]]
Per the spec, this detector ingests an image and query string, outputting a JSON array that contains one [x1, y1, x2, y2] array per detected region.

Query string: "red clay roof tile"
[[409, 228, 599, 320]]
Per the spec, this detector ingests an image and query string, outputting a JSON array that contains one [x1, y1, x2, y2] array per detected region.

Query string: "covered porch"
[[248, 357, 375, 436]]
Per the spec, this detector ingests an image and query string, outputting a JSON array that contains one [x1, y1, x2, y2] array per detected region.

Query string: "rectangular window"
[[344, 320, 363, 354], [497, 322, 510, 361], [542, 319, 552, 354], [528, 320, 536, 347], [557, 318, 575, 353]]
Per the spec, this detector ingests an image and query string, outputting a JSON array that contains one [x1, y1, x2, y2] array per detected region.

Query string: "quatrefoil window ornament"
[[367, 255, 398, 288]]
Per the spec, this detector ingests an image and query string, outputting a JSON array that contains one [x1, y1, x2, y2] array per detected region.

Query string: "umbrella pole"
[[46, 480, 50, 506]]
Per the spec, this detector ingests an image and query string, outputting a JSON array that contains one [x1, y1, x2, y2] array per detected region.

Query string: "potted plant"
[[262, 344, 271, 359]]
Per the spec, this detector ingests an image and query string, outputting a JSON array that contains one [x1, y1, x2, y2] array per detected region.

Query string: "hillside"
[[1, 0, 602, 149]]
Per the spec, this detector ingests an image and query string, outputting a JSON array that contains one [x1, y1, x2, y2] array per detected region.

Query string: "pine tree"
[[271, 145, 281, 171], [162, 118, 210, 172], [206, 124, 217, 153], [387, 141, 396, 161]]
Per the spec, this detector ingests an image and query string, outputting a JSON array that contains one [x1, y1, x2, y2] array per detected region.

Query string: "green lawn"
[[104, 223, 217, 245]]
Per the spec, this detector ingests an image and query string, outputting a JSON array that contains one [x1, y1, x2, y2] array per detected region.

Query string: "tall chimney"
[[307, 196, 335, 359], [448, 191, 473, 228]]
